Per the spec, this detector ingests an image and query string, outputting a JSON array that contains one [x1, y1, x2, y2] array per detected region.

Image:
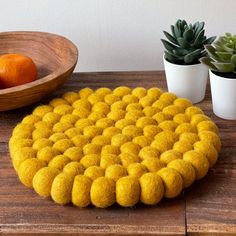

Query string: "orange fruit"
[[0, 53, 37, 88]]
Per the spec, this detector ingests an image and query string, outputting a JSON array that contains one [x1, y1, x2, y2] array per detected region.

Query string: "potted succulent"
[[161, 19, 216, 103], [200, 33, 236, 120]]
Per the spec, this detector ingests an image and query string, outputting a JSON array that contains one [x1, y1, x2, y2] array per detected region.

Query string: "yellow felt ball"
[[9, 138, 33, 155], [32, 138, 53, 150], [18, 158, 46, 187], [110, 101, 127, 111], [159, 92, 177, 104], [12, 123, 34, 137], [83, 143, 101, 155], [53, 122, 73, 133], [84, 166, 105, 180], [198, 130, 221, 152], [155, 130, 178, 143], [88, 111, 106, 121], [105, 164, 127, 181], [32, 128, 52, 140], [125, 109, 144, 121], [191, 114, 210, 126], [87, 93, 104, 105], [72, 175, 92, 207], [49, 132, 67, 142], [179, 132, 199, 144], [12, 147, 37, 171], [127, 163, 147, 178], [143, 125, 162, 138], [37, 146, 60, 163], [160, 150, 182, 165], [162, 105, 184, 117], [132, 87, 147, 98], [194, 141, 218, 167], [116, 176, 140, 207], [133, 136, 151, 148], [143, 106, 160, 117], [122, 125, 142, 138], [83, 125, 103, 138], [64, 146, 83, 161], [72, 135, 90, 147], [173, 140, 193, 154], [48, 155, 71, 170], [139, 172, 164, 205], [34, 121, 52, 130], [139, 146, 160, 160], [72, 107, 90, 118], [115, 119, 135, 129], [141, 158, 165, 172], [92, 135, 110, 146], [53, 104, 73, 116], [122, 94, 139, 104], [107, 109, 126, 121], [72, 99, 91, 110], [152, 112, 172, 125], [104, 93, 120, 105], [60, 114, 79, 125], [50, 98, 69, 107], [111, 134, 131, 147], [62, 91, 80, 104], [96, 118, 114, 129], [139, 96, 155, 107], [119, 153, 140, 168], [147, 87, 162, 99], [168, 159, 196, 188], [126, 103, 143, 111], [22, 114, 41, 125], [51, 172, 73, 205], [11, 127, 32, 139], [101, 145, 120, 155], [63, 161, 84, 177], [92, 102, 110, 114], [173, 98, 192, 109], [103, 126, 121, 138], [33, 166, 59, 197], [96, 87, 112, 97], [185, 106, 203, 116], [113, 86, 131, 97], [151, 139, 172, 153], [120, 142, 141, 155], [136, 117, 156, 128], [53, 139, 73, 153], [75, 118, 94, 130], [64, 127, 81, 139], [157, 167, 183, 198], [173, 113, 190, 124], [79, 87, 94, 99], [152, 100, 170, 110], [91, 177, 116, 208], [183, 150, 209, 180], [197, 120, 219, 134], [80, 154, 101, 169], [42, 112, 61, 125], [100, 154, 120, 169], [175, 123, 197, 135], [158, 120, 178, 132], [33, 105, 53, 117]]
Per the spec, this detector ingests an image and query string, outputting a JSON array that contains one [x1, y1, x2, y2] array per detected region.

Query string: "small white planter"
[[209, 70, 236, 120], [163, 56, 209, 103]]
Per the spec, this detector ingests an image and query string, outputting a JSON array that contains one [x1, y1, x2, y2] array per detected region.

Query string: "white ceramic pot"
[[209, 70, 236, 120], [163, 56, 209, 103]]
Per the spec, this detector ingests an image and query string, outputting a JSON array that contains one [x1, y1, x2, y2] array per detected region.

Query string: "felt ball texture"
[[9, 86, 220, 208]]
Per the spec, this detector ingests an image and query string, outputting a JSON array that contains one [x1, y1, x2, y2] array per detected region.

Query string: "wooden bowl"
[[0, 31, 78, 111]]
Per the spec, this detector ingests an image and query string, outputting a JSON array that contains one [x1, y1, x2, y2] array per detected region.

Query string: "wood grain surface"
[[0, 71, 236, 235]]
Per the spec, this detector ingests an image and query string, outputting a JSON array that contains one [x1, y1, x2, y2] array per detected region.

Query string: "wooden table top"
[[0, 71, 236, 236]]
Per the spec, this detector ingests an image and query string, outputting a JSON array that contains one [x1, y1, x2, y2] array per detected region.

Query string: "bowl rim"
[[0, 31, 78, 95]]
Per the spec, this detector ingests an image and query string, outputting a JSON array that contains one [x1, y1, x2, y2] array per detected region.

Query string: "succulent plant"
[[161, 19, 216, 65], [200, 33, 236, 76]]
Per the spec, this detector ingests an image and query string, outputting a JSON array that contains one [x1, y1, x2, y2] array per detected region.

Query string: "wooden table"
[[0, 71, 236, 236]]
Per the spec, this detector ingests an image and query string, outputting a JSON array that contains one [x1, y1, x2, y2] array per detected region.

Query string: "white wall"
[[1, 0, 236, 72]]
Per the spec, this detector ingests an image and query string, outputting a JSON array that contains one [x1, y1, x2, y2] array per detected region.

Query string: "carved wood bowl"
[[0, 31, 78, 111]]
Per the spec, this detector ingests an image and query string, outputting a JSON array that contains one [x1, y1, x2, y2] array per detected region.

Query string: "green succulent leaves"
[[200, 33, 236, 74], [162, 19, 216, 65]]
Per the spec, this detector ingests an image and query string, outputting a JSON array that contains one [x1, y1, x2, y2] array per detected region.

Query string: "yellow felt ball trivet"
[[9, 86, 221, 208]]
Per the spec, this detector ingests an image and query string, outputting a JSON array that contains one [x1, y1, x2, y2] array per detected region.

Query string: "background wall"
[[2, 0, 235, 72]]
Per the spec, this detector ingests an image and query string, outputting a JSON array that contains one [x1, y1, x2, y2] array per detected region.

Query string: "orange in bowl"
[[0, 53, 37, 89]]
